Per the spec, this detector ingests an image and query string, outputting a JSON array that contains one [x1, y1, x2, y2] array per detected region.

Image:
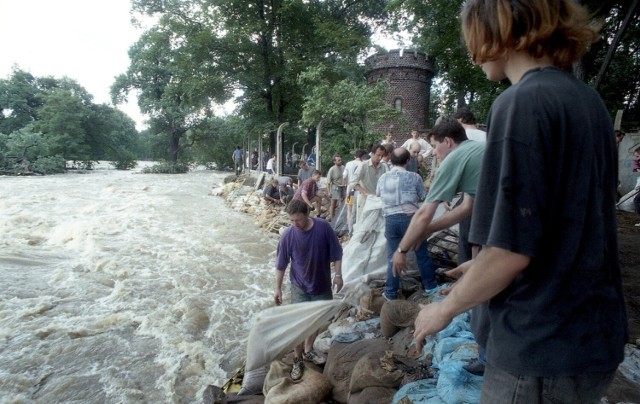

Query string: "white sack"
[[245, 299, 346, 372]]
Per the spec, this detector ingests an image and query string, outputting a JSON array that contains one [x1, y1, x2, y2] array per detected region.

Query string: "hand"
[[274, 289, 282, 306], [444, 266, 464, 279], [413, 302, 453, 353], [392, 251, 407, 277], [332, 276, 344, 293], [438, 285, 454, 296]]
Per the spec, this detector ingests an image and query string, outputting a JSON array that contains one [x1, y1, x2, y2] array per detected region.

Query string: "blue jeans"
[[384, 213, 436, 299], [481, 363, 616, 404]]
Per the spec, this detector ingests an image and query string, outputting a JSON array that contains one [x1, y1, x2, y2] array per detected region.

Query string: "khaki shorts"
[[331, 185, 345, 200]]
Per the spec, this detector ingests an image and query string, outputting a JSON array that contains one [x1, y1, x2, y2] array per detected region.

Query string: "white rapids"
[[0, 163, 279, 403]]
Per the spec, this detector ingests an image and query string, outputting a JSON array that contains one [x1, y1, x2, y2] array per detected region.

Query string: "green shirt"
[[327, 165, 345, 187], [426, 140, 485, 203]]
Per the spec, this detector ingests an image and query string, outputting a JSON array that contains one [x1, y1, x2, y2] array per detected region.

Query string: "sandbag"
[[237, 365, 269, 396], [432, 335, 476, 366], [340, 197, 387, 287], [390, 327, 419, 359], [392, 378, 444, 404], [380, 300, 421, 338], [356, 286, 386, 319], [436, 360, 483, 404], [245, 299, 345, 372], [348, 386, 397, 404], [349, 351, 403, 394], [323, 339, 391, 403], [263, 360, 331, 404], [617, 177, 640, 212]]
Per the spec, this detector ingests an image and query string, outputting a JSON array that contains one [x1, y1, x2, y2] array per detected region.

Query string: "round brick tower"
[[364, 49, 436, 136]]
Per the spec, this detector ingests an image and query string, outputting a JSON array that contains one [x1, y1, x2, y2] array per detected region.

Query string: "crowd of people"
[[243, 0, 635, 400]]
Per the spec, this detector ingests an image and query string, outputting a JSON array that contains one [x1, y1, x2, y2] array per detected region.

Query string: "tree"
[[389, 0, 640, 123], [1, 68, 141, 171], [111, 16, 231, 163], [119, 0, 389, 164], [34, 87, 92, 162], [0, 68, 45, 135], [298, 64, 400, 165]]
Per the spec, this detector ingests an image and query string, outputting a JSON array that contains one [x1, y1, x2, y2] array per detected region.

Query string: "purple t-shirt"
[[276, 218, 343, 295]]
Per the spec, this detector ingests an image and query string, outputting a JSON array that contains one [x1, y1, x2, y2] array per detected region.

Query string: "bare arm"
[[353, 184, 369, 196], [427, 195, 474, 235], [332, 260, 343, 292], [301, 190, 312, 206], [414, 246, 530, 352], [274, 269, 285, 305]]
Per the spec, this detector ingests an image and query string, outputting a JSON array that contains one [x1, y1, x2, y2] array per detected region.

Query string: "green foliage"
[[122, 0, 389, 163], [31, 155, 66, 174], [0, 125, 67, 174], [390, 0, 640, 123], [1, 68, 141, 174], [140, 161, 191, 174], [298, 65, 400, 156], [110, 149, 138, 170]]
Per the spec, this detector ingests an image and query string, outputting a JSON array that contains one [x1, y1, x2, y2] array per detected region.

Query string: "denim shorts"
[[481, 363, 616, 404], [290, 284, 333, 304]]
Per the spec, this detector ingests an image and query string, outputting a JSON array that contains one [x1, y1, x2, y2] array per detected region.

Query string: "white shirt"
[[465, 128, 487, 142], [401, 137, 432, 158], [343, 159, 362, 186], [266, 157, 275, 170]]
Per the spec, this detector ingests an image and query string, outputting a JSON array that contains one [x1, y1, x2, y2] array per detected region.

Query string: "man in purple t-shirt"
[[274, 199, 343, 381]]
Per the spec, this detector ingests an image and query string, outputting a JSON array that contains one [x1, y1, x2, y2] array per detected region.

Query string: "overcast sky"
[[0, 0, 147, 129]]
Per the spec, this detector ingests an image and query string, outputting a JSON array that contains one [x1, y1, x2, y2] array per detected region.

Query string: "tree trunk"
[[594, 0, 639, 90]]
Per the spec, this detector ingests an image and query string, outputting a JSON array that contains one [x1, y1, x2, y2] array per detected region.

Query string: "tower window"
[[394, 98, 402, 111]]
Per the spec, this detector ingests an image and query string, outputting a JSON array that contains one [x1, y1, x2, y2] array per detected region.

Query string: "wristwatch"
[[397, 247, 409, 254]]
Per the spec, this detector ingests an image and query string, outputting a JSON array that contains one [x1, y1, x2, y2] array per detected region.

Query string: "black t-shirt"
[[470, 67, 627, 376]]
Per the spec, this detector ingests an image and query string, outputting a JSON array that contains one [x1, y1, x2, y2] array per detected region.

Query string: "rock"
[[202, 385, 227, 404]]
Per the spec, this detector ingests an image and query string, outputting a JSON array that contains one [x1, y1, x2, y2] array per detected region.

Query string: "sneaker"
[[303, 351, 326, 365], [422, 287, 438, 297], [291, 357, 304, 381], [463, 358, 485, 376], [635, 222, 640, 227]]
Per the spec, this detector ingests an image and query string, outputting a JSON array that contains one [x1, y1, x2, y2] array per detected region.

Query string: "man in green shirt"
[[393, 120, 484, 270]]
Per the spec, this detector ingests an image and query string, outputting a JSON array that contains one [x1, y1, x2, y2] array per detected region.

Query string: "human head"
[[461, 0, 599, 70], [411, 129, 419, 138], [370, 144, 386, 166], [298, 160, 308, 169], [311, 169, 322, 180], [354, 149, 366, 160], [453, 107, 477, 125], [390, 147, 410, 166], [383, 143, 394, 159], [385, 131, 394, 141], [634, 146, 640, 158], [285, 199, 310, 229], [409, 141, 421, 158], [615, 130, 625, 144], [333, 155, 342, 166], [428, 120, 468, 161]]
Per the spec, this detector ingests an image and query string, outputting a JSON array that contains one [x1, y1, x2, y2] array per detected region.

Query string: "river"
[[0, 163, 278, 403]]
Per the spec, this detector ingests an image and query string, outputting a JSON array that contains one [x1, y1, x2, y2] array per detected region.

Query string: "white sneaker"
[[635, 222, 640, 227], [303, 351, 326, 365], [291, 357, 304, 381]]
